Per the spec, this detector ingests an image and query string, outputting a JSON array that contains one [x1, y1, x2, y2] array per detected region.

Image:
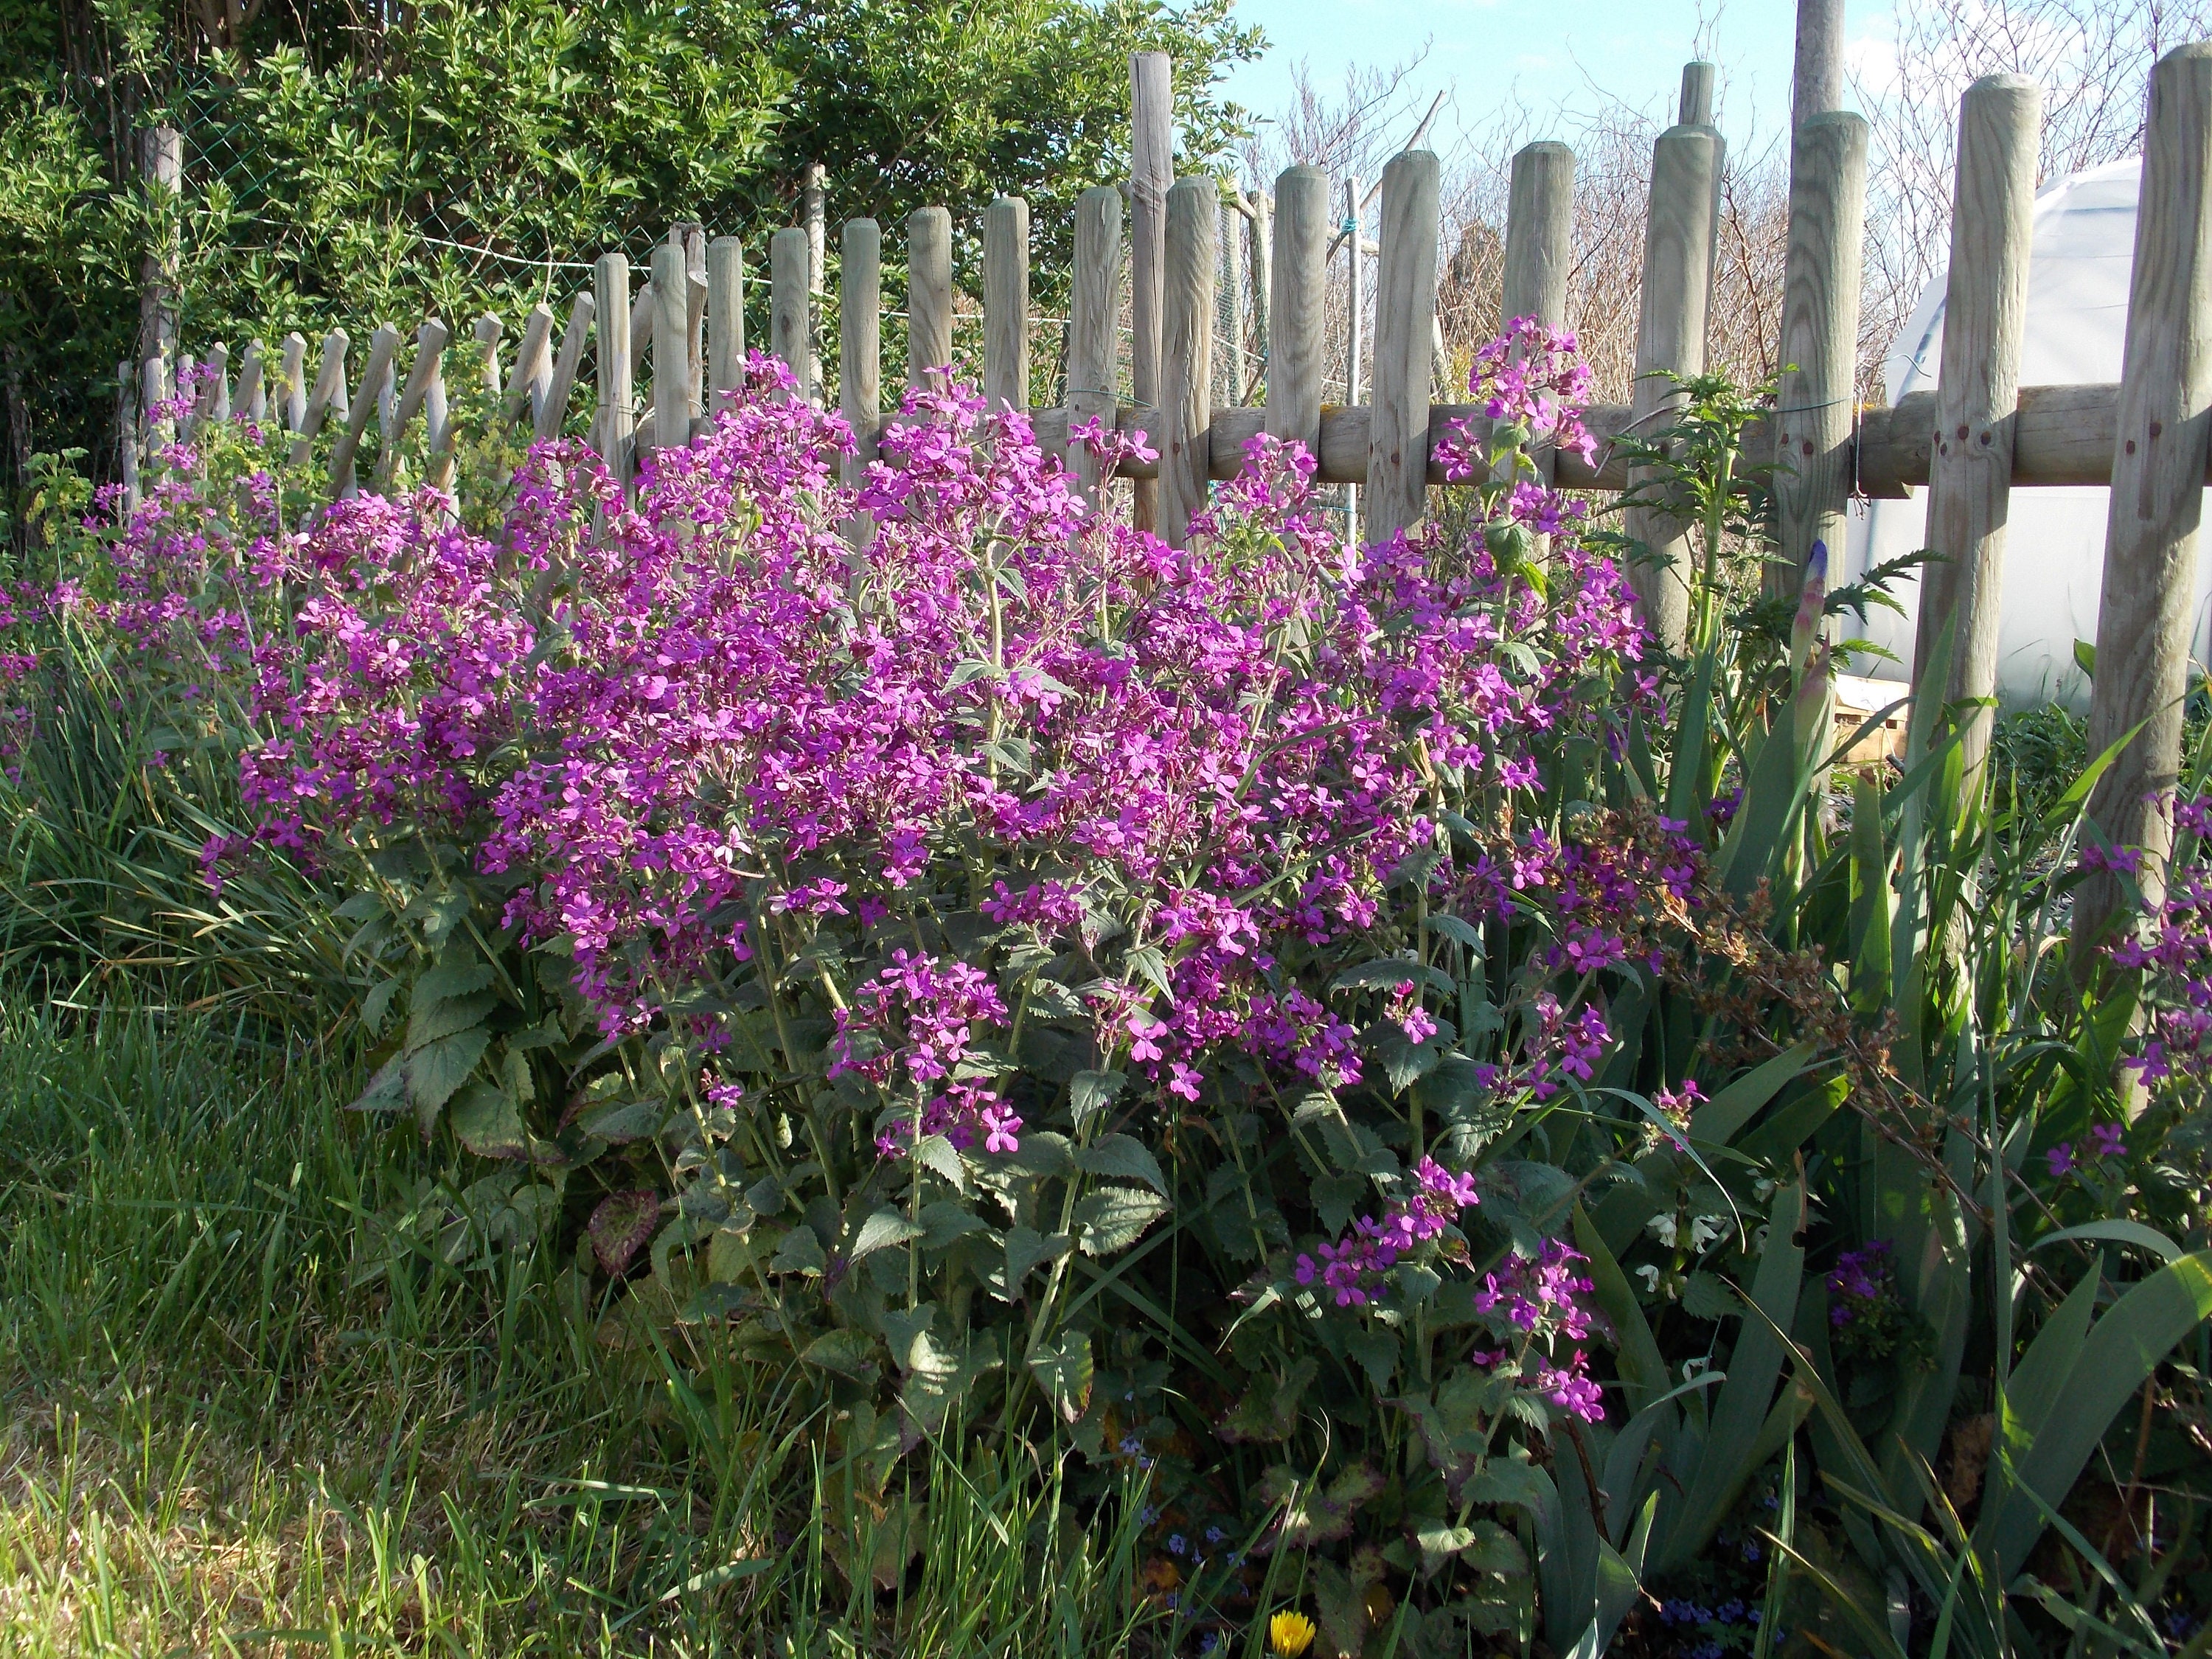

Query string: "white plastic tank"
[[1843, 156, 2212, 708]]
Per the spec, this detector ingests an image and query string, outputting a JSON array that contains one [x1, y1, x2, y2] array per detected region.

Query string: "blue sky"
[[1220, 0, 1896, 152]]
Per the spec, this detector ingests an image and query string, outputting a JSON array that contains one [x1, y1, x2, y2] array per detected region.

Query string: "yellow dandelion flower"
[[1269, 1609, 1318, 1658]]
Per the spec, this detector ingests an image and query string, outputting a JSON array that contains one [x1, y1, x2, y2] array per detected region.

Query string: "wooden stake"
[[1792, 0, 1846, 128], [1914, 74, 2042, 779], [804, 162, 827, 397], [653, 239, 690, 455], [908, 207, 954, 393], [1130, 50, 1173, 532], [472, 315, 504, 403], [984, 195, 1031, 414], [289, 329, 347, 467], [502, 303, 555, 434], [116, 361, 139, 512], [236, 342, 265, 425], [1162, 175, 1217, 548], [1223, 196, 1247, 406], [1267, 166, 1329, 459], [1771, 111, 1868, 597], [841, 217, 883, 481], [1502, 141, 1575, 507], [1068, 184, 1123, 501], [330, 323, 400, 495], [708, 235, 745, 411], [771, 228, 811, 405], [280, 333, 307, 433], [1680, 60, 1717, 126], [376, 318, 451, 490], [2079, 44, 2212, 950], [538, 292, 594, 443], [1366, 150, 1441, 543], [596, 253, 635, 492], [1343, 172, 1365, 535], [1627, 123, 1725, 649]]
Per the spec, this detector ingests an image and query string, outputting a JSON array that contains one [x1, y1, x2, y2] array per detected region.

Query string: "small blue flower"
[[1169, 1533, 1188, 1556], [1200, 1636, 1220, 1655], [1140, 1505, 1158, 1525], [1205, 1525, 1227, 1545], [1119, 1436, 1144, 1457]]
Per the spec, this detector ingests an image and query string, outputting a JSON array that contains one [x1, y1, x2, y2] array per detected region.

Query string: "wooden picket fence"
[[123, 15, 2212, 942]]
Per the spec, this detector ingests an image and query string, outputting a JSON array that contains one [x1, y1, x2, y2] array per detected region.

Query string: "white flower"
[[1645, 1211, 1680, 1248], [1689, 1214, 1729, 1252], [1635, 1263, 1661, 1293]]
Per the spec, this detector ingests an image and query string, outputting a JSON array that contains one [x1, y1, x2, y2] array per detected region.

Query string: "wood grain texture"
[[595, 253, 634, 491], [288, 330, 347, 465], [199, 343, 229, 429], [375, 318, 451, 490], [1251, 189, 1272, 381], [2081, 42, 2212, 947], [279, 332, 307, 433], [770, 227, 810, 405], [708, 235, 744, 408], [907, 207, 954, 391], [503, 303, 554, 433], [1223, 198, 1247, 405], [653, 241, 689, 453], [681, 225, 707, 420], [1627, 124, 1724, 649], [1068, 185, 1123, 501], [1771, 109, 1868, 597], [1366, 150, 1441, 543], [1503, 141, 1574, 501], [984, 195, 1031, 414], [329, 323, 399, 496], [235, 342, 265, 425], [471, 314, 504, 404], [1680, 61, 1717, 126], [1792, 0, 1844, 125], [1161, 176, 1217, 548], [538, 293, 594, 443], [841, 218, 883, 482], [1130, 51, 1173, 532], [1914, 73, 2041, 779], [116, 360, 139, 511], [1266, 166, 1329, 456]]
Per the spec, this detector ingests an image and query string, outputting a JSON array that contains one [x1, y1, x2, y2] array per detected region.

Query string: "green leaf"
[[1077, 1134, 1166, 1194], [414, 958, 495, 1005], [1071, 1186, 1169, 1254], [900, 1330, 1000, 1432], [1686, 1040, 1818, 1147], [2028, 1220, 2183, 1264], [1573, 1206, 1668, 1416], [1027, 1326, 1095, 1422], [450, 1082, 532, 1158], [768, 1225, 826, 1276], [361, 976, 403, 1037], [1217, 1357, 1318, 1443], [1981, 1251, 2212, 1579], [578, 1098, 666, 1144], [849, 1208, 925, 1263], [1004, 1225, 1072, 1295], [799, 1327, 877, 1380], [404, 1026, 491, 1131], [588, 1189, 661, 1274], [911, 1133, 967, 1192], [406, 989, 497, 1048], [917, 1202, 989, 1251], [1069, 1068, 1127, 1132], [349, 1054, 408, 1113], [1681, 1270, 1744, 1321]]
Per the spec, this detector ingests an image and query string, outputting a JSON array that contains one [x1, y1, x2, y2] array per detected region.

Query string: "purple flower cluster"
[[1295, 1156, 1481, 1307], [2115, 794, 2212, 1088], [1826, 1240, 1893, 1329], [1469, 1239, 1607, 1422]]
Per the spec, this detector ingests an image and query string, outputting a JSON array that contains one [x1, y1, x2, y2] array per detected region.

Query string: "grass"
[[0, 1004, 1166, 1658]]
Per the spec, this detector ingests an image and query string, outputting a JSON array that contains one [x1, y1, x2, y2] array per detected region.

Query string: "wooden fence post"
[[1267, 166, 1329, 459], [1366, 150, 1441, 543], [804, 161, 827, 397], [771, 229, 810, 405], [1130, 50, 1173, 532], [1627, 122, 1725, 650], [1680, 61, 1717, 125], [1068, 184, 1123, 500], [281, 333, 307, 432], [596, 253, 634, 493], [237, 342, 266, 425], [1792, 0, 1846, 127], [908, 207, 954, 392], [653, 239, 690, 455], [1223, 195, 1247, 406], [502, 303, 554, 434], [1770, 110, 1868, 597], [1343, 172, 1365, 535], [472, 315, 504, 405], [289, 330, 347, 467], [116, 361, 139, 511], [1251, 189, 1273, 389], [1913, 74, 2042, 780], [1161, 175, 1216, 548], [984, 195, 1030, 414], [708, 237, 744, 410], [1502, 141, 1575, 515], [330, 323, 399, 496], [682, 225, 707, 427], [137, 127, 183, 385], [539, 293, 594, 443], [841, 218, 882, 484], [2078, 43, 2212, 953], [375, 318, 450, 490]]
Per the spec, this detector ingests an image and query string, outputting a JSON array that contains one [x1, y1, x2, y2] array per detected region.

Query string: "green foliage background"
[[0, 0, 1259, 504]]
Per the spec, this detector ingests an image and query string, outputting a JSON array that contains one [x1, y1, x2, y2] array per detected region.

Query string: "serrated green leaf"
[[1027, 1326, 1094, 1422], [450, 1082, 532, 1158], [1069, 1068, 1127, 1131], [850, 1208, 925, 1262], [1077, 1133, 1166, 1194], [1004, 1225, 1071, 1295], [406, 990, 496, 1050], [911, 1133, 966, 1192], [799, 1327, 877, 1378], [404, 1026, 490, 1130], [1071, 1186, 1169, 1254], [768, 1224, 825, 1276]]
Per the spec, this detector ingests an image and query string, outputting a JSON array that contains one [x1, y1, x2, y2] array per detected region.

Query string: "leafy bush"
[[12, 338, 2212, 1657]]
